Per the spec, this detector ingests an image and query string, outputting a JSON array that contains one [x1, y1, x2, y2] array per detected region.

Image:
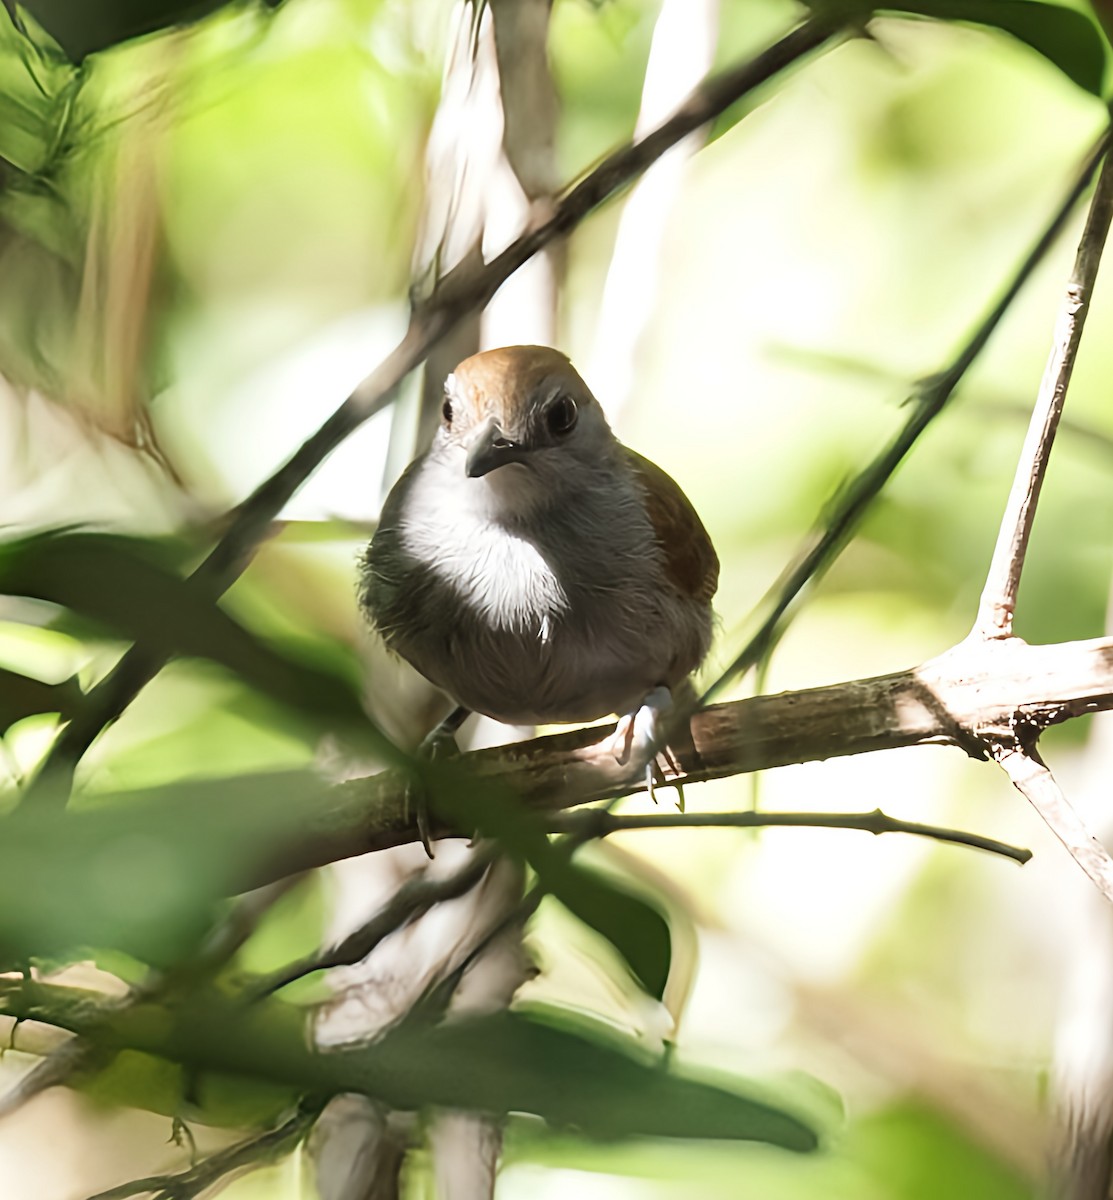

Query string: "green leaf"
[[424, 764, 672, 999], [382, 1007, 820, 1149], [77, 1046, 297, 1127], [0, 530, 391, 754], [16, 0, 264, 61], [0, 664, 81, 731], [848, 1100, 1032, 1198], [877, 0, 1107, 96], [0, 771, 324, 965], [4, 981, 821, 1150], [548, 860, 672, 1000]]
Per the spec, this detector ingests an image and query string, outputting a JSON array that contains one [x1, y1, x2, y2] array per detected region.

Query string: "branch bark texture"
[[252, 635, 1113, 887], [976, 145, 1113, 638]]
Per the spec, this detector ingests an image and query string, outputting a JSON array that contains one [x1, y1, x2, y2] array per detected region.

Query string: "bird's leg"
[[605, 686, 685, 807], [410, 705, 471, 857], [419, 704, 471, 757]]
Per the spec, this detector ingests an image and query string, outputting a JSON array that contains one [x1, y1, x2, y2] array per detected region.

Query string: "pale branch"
[[25, 13, 847, 809], [246, 634, 1113, 889], [546, 808, 1031, 865], [256, 849, 497, 997], [993, 746, 1113, 902], [83, 1103, 319, 1200], [975, 141, 1113, 639], [703, 127, 1111, 705], [961, 133, 1113, 904]]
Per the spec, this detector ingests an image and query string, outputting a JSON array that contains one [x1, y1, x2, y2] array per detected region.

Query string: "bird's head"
[[436, 346, 615, 491]]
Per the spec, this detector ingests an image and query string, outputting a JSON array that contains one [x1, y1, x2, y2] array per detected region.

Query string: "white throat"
[[399, 452, 568, 634]]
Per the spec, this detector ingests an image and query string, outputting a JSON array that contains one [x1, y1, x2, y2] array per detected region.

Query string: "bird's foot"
[[605, 687, 685, 808], [410, 706, 471, 857], [419, 705, 470, 759]]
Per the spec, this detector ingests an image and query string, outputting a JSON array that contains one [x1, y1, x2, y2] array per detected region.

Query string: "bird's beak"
[[465, 415, 529, 478]]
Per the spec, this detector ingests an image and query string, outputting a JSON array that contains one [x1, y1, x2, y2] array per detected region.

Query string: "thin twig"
[[254, 848, 496, 997], [975, 143, 1113, 638], [442, 803, 1031, 1009], [702, 127, 1111, 704], [83, 1103, 319, 1200], [546, 807, 1031, 865], [23, 13, 845, 810], [993, 747, 1113, 902]]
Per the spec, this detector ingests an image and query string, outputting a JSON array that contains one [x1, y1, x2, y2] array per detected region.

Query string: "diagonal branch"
[[238, 634, 1113, 888], [255, 848, 497, 997], [993, 745, 1113, 902], [975, 140, 1113, 639], [960, 130, 1113, 905], [24, 13, 846, 809], [703, 127, 1110, 703], [83, 1102, 319, 1200]]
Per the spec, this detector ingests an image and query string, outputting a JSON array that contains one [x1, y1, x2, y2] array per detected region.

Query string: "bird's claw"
[[409, 706, 472, 858], [403, 777, 435, 859], [645, 749, 685, 810], [607, 687, 685, 808]]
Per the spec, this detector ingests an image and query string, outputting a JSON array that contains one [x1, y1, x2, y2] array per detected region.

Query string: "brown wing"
[[624, 447, 719, 605]]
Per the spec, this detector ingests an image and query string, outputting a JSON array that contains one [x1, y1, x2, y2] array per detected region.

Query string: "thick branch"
[[249, 635, 1113, 888]]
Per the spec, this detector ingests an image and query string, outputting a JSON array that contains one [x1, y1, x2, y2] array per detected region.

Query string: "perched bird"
[[359, 345, 718, 776]]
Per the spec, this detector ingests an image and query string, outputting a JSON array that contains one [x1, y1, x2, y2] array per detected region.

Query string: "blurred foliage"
[[18, 0, 286, 61], [0, 0, 1112, 1196], [4, 979, 821, 1146]]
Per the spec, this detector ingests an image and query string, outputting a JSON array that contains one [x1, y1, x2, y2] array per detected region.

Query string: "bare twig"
[[24, 13, 845, 809], [703, 128, 1110, 704], [547, 807, 1031, 865], [992, 747, 1113, 901], [975, 144, 1113, 639], [83, 1103, 318, 1200], [955, 133, 1113, 904], [256, 849, 496, 997]]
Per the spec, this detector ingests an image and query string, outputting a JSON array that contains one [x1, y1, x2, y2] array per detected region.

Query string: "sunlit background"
[[1, 0, 1112, 1196]]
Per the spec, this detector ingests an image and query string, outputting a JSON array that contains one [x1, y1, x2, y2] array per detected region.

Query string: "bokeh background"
[[2, 0, 1113, 1196]]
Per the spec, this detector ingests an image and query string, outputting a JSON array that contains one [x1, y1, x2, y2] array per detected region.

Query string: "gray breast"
[[361, 456, 711, 725]]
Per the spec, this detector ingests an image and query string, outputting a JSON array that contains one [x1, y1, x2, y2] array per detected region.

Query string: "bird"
[[359, 344, 719, 788]]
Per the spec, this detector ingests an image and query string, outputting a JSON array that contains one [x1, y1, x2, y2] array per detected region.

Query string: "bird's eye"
[[442, 395, 453, 426], [546, 394, 578, 437]]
